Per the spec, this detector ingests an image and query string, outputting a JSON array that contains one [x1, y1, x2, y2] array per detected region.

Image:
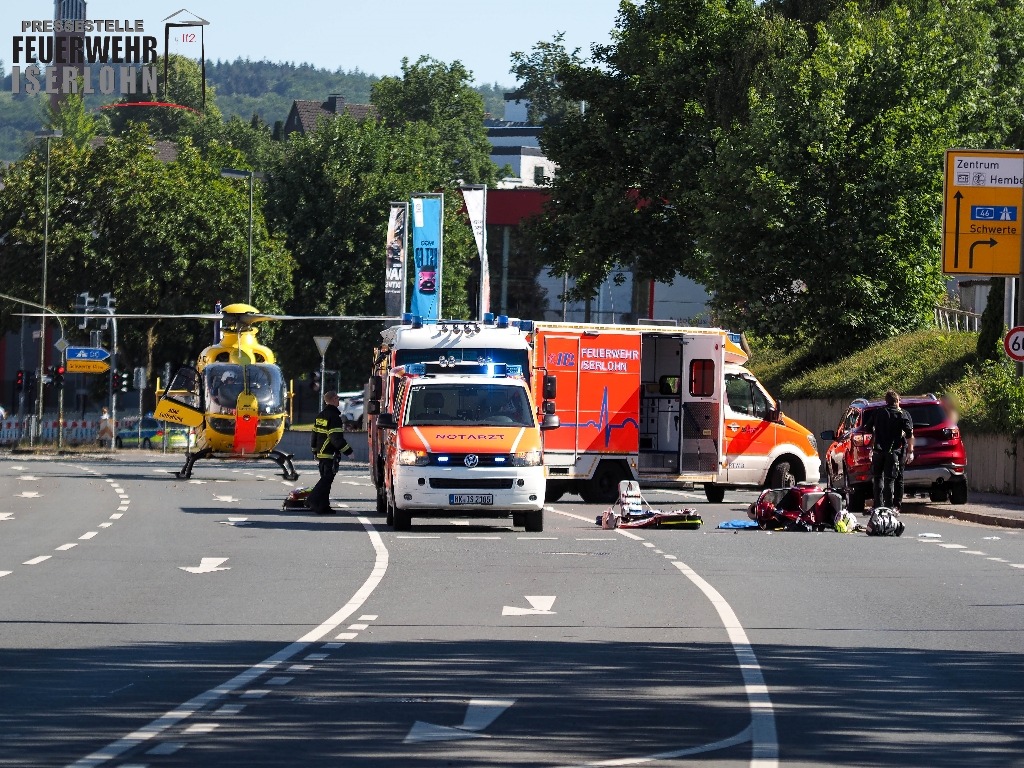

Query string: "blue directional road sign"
[[66, 346, 110, 361]]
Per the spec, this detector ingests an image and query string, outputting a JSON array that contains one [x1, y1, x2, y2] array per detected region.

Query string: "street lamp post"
[[36, 129, 62, 437], [220, 168, 265, 305]]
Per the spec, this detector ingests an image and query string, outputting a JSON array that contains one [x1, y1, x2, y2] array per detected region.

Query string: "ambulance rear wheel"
[[385, 489, 395, 527], [376, 486, 387, 516], [544, 481, 567, 503], [524, 509, 543, 532], [579, 462, 624, 504], [393, 506, 412, 531], [704, 483, 726, 503]]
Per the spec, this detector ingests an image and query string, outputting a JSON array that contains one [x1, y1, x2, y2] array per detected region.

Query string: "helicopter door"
[[154, 367, 205, 428]]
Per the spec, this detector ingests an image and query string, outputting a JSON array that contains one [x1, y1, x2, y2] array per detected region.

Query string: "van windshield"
[[405, 383, 535, 427]]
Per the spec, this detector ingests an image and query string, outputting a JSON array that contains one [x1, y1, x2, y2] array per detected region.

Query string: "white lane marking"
[[405, 698, 516, 743], [502, 596, 556, 616], [961, 550, 986, 555], [110, 513, 123, 520], [988, 558, 1009, 563], [240, 690, 269, 699], [146, 742, 184, 755], [188, 480, 207, 484], [1011, 564, 1024, 569], [179, 558, 230, 574], [553, 507, 776, 767], [0, 571, 12, 578], [642, 542, 656, 548], [939, 544, 967, 549], [214, 703, 246, 716], [267, 676, 293, 685], [305, 653, 328, 661], [117, 506, 129, 512], [24, 556, 51, 565], [56, 543, 78, 551], [358, 614, 378, 621], [17, 491, 41, 498], [80, 532, 98, 540], [70, 515, 389, 767], [665, 555, 677, 560], [219, 518, 251, 527], [213, 495, 239, 503], [183, 723, 218, 734], [0, 513, 14, 521], [335, 632, 358, 640], [348, 624, 369, 630], [286, 665, 312, 673], [323, 643, 345, 649], [983, 537, 1001, 540], [19, 475, 39, 481], [99, 523, 113, 528]]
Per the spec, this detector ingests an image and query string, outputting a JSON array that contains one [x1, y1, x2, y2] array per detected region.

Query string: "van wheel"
[[393, 506, 412, 531], [376, 487, 387, 516], [579, 463, 624, 504], [385, 489, 395, 527], [768, 460, 795, 489], [704, 483, 726, 503], [544, 482, 566, 503], [115, 437, 123, 449], [949, 481, 968, 505], [142, 438, 151, 449], [525, 509, 544, 532]]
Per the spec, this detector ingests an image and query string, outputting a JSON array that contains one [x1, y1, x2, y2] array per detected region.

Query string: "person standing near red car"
[[868, 390, 914, 511]]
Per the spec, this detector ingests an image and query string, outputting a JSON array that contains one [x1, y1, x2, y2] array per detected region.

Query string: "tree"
[[372, 56, 498, 186], [699, 1, 1002, 354]]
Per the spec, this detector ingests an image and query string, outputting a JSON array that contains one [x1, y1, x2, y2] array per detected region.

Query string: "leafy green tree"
[[265, 113, 475, 388], [511, 1, 765, 302], [700, 1, 1000, 354], [976, 278, 1005, 361], [47, 90, 101, 149], [372, 56, 498, 185]]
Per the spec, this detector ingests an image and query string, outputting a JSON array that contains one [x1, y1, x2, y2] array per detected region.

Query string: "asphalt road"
[[1, 453, 1022, 767]]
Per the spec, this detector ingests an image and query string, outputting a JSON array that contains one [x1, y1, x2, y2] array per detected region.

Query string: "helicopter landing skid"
[[271, 450, 300, 481], [176, 447, 213, 479]]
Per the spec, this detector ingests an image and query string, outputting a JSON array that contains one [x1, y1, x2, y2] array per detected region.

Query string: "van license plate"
[[450, 494, 493, 505]]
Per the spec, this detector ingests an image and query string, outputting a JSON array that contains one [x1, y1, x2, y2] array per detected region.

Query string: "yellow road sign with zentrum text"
[[65, 359, 110, 374], [943, 149, 1024, 276]]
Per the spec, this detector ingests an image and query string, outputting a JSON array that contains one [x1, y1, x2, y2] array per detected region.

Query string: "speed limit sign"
[[1005, 326, 1024, 363]]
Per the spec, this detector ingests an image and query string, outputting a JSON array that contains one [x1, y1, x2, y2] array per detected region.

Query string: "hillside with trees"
[[0, 58, 510, 162]]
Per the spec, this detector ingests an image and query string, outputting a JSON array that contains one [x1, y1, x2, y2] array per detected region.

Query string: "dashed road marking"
[[24, 556, 51, 565]]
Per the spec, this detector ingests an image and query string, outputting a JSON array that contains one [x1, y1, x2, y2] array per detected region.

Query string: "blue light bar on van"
[[727, 332, 742, 344], [405, 363, 427, 374], [505, 365, 523, 377], [483, 312, 495, 324], [519, 320, 534, 332], [402, 312, 413, 324], [411, 315, 423, 329], [496, 315, 509, 329]]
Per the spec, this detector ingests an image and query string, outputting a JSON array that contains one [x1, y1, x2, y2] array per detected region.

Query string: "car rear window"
[[904, 403, 946, 428]]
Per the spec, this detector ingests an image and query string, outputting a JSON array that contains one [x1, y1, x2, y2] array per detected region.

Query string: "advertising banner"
[[461, 185, 489, 320], [410, 194, 443, 322], [384, 202, 408, 318]]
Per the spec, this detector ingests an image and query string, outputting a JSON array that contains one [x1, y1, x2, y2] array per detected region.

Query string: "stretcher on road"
[[596, 480, 703, 529]]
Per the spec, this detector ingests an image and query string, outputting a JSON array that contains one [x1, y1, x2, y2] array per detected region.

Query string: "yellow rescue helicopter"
[[153, 302, 395, 480], [27, 302, 394, 479]]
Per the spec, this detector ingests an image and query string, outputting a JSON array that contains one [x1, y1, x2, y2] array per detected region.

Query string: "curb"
[[906, 506, 1024, 530]]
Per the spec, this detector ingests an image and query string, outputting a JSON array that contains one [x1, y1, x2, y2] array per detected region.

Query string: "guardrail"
[[934, 305, 981, 332]]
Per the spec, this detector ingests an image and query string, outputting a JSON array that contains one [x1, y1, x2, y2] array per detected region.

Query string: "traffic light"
[[53, 365, 65, 389], [75, 292, 94, 329], [15, 370, 23, 391], [119, 370, 129, 392], [311, 371, 321, 392], [99, 292, 115, 330]]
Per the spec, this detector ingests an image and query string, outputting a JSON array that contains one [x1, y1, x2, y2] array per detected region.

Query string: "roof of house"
[[284, 94, 379, 136]]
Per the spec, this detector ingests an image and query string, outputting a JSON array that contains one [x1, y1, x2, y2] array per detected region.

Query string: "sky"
[[2, 0, 626, 87]]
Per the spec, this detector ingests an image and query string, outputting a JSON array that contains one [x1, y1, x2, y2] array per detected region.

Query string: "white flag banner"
[[461, 186, 489, 319]]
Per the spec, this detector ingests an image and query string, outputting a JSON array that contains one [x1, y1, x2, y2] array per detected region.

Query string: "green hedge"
[[747, 330, 1024, 437]]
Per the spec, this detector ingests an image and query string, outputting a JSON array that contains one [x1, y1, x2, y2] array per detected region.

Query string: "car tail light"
[[942, 426, 959, 440]]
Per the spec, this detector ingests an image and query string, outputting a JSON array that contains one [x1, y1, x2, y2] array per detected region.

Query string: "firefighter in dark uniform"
[[307, 391, 354, 514]]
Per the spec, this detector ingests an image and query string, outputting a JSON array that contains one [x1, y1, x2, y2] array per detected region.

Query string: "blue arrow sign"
[[66, 346, 110, 361]]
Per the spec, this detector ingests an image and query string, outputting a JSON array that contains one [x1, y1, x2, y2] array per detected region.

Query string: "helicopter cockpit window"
[[164, 368, 202, 411], [204, 363, 286, 416]]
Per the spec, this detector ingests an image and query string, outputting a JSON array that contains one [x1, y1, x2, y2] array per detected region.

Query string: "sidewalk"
[[899, 491, 1024, 529]]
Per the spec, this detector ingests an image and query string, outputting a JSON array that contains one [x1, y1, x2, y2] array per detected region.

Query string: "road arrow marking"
[[213, 495, 239, 503], [502, 596, 556, 616], [179, 557, 231, 574], [404, 698, 515, 743], [0, 513, 14, 521]]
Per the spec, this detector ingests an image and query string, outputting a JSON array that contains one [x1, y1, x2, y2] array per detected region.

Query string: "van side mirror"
[[543, 375, 557, 399], [541, 413, 560, 430], [543, 401, 556, 415], [376, 413, 397, 430], [820, 430, 835, 442], [368, 375, 382, 400], [770, 398, 783, 422], [366, 400, 380, 416]]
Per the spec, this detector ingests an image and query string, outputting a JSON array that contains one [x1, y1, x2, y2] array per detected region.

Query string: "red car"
[[820, 394, 967, 511]]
